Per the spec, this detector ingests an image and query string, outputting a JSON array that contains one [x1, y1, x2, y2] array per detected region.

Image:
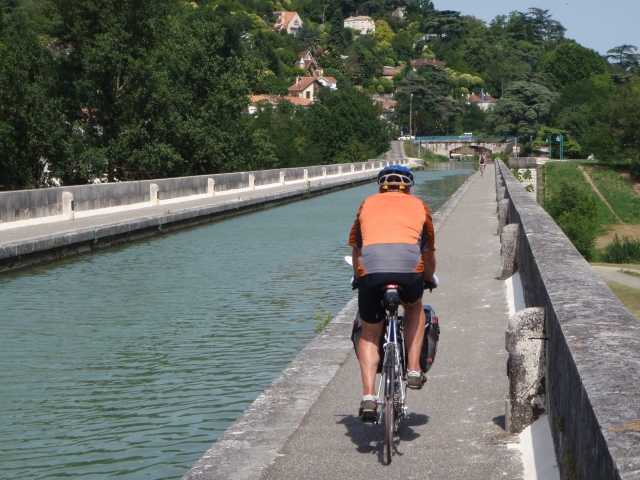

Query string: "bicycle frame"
[[376, 306, 408, 425]]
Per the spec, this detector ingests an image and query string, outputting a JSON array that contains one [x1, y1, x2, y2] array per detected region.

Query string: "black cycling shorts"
[[358, 272, 424, 324]]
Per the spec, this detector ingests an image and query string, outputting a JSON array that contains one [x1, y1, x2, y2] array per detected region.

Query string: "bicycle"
[[348, 257, 438, 464], [479, 162, 486, 177], [378, 284, 406, 464], [375, 280, 438, 464]]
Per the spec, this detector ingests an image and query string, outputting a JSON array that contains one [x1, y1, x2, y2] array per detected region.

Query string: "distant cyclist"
[[349, 165, 437, 422], [479, 153, 487, 176]]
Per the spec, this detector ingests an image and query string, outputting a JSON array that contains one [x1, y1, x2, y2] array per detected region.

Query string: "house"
[[344, 16, 375, 34], [288, 76, 338, 103], [294, 51, 321, 76], [411, 58, 445, 69], [316, 76, 337, 90], [273, 11, 303, 35], [468, 90, 496, 111], [391, 7, 406, 19], [383, 65, 404, 80], [371, 96, 397, 119], [248, 94, 311, 114], [288, 76, 318, 101]]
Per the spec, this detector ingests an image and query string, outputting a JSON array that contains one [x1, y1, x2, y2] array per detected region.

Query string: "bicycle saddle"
[[380, 285, 402, 314]]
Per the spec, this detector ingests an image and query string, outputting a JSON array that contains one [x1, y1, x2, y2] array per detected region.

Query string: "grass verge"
[[542, 162, 619, 227], [402, 141, 450, 163], [604, 280, 640, 322], [585, 166, 640, 223]]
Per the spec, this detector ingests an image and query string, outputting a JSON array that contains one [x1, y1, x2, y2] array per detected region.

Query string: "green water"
[[0, 165, 473, 479]]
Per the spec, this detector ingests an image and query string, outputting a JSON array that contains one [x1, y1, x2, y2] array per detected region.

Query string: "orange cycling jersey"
[[349, 191, 435, 278]]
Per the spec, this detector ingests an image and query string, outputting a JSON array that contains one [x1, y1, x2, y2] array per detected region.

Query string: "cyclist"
[[479, 153, 487, 176], [349, 165, 437, 422]]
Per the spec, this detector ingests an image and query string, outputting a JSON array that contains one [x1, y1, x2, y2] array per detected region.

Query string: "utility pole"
[[409, 93, 414, 157]]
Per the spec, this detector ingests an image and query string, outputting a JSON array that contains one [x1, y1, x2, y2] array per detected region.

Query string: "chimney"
[[296, 76, 300, 85]]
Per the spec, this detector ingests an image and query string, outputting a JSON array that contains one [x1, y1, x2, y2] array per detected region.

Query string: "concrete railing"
[[0, 160, 396, 224], [495, 159, 640, 480]]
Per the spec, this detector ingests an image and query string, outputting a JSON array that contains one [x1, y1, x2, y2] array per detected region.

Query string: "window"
[[306, 91, 311, 99]]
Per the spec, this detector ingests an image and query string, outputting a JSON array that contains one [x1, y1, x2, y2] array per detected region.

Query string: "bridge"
[[0, 143, 638, 479], [414, 136, 510, 158]]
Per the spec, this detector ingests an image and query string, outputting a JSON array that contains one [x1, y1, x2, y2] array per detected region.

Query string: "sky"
[[434, 0, 640, 55]]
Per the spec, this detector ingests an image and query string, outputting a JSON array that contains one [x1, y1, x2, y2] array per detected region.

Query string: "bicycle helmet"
[[377, 165, 414, 190]]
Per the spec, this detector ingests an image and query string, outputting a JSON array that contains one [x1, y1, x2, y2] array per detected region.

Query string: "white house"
[[273, 11, 303, 35], [344, 16, 375, 34]]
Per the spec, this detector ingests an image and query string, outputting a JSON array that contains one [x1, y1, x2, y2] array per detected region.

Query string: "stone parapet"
[[0, 160, 395, 224], [496, 159, 640, 480]]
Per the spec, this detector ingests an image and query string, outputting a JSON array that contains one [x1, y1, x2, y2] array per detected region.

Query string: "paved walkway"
[[592, 266, 640, 290], [259, 163, 523, 479]]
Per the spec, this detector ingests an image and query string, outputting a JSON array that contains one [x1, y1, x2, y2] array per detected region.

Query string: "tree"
[[396, 70, 460, 135], [544, 180, 599, 259], [606, 45, 640, 71], [582, 77, 640, 174], [0, 10, 67, 189], [297, 23, 319, 49], [305, 86, 393, 163], [543, 42, 606, 89], [486, 80, 559, 141]]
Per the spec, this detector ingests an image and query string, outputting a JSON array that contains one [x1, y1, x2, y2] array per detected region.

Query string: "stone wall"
[[0, 160, 391, 224], [495, 159, 640, 480]]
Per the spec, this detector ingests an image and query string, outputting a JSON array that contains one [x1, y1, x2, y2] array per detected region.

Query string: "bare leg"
[[403, 299, 426, 372], [358, 320, 384, 396]]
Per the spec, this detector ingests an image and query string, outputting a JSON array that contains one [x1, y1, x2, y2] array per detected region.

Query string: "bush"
[[601, 235, 640, 263], [544, 180, 600, 259]]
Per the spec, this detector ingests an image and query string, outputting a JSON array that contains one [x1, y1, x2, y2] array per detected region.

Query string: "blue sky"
[[434, 0, 640, 55]]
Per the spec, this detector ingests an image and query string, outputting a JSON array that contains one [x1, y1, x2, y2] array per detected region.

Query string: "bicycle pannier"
[[420, 305, 440, 373]]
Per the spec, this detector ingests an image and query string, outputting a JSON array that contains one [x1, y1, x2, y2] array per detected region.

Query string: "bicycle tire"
[[385, 363, 395, 464]]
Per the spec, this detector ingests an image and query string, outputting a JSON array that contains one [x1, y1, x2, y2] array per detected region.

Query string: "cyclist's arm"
[[352, 247, 362, 279], [422, 250, 436, 283]]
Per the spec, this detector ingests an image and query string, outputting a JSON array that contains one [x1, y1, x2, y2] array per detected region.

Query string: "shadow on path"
[[337, 412, 429, 465]]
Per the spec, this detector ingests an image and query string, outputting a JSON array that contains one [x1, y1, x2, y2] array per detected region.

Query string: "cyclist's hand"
[[424, 274, 439, 292], [351, 277, 359, 290]]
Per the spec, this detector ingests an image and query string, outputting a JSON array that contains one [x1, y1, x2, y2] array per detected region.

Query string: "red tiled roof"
[[383, 66, 403, 76], [282, 95, 312, 107], [412, 58, 445, 68], [273, 11, 298, 31], [288, 76, 317, 92]]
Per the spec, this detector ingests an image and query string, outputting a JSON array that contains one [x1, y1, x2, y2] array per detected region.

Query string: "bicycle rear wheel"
[[384, 363, 395, 464]]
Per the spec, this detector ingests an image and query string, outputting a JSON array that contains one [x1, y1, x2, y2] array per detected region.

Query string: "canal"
[[0, 164, 474, 479]]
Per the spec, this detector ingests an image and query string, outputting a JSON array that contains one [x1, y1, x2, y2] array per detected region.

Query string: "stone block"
[[506, 307, 546, 433], [207, 178, 215, 197], [150, 184, 159, 206], [497, 199, 510, 233], [499, 224, 518, 280], [62, 192, 74, 220]]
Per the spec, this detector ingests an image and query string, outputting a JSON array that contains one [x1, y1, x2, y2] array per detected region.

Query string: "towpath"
[[247, 163, 522, 479]]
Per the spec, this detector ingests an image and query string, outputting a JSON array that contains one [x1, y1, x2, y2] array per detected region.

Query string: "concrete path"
[[259, 164, 523, 479], [592, 266, 640, 290]]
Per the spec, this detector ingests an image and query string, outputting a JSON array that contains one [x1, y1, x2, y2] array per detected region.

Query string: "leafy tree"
[[396, 70, 460, 135], [543, 42, 606, 89], [606, 45, 639, 72], [486, 80, 559, 141], [544, 180, 599, 259], [0, 10, 67, 189], [582, 77, 640, 174], [305, 86, 393, 163], [297, 22, 319, 49]]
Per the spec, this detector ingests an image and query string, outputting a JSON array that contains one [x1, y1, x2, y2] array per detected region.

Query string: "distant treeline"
[[1, 0, 639, 190]]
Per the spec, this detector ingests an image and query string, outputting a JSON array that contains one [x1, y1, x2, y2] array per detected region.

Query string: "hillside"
[[0, 0, 639, 190]]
